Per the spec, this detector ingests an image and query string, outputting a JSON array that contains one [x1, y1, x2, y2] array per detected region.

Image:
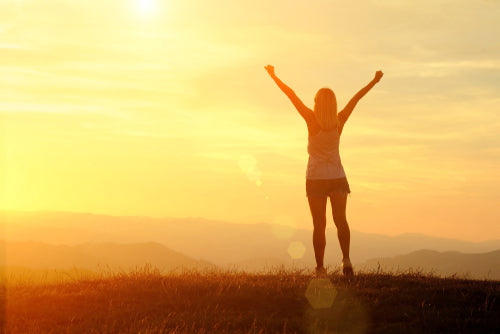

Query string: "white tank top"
[[306, 129, 346, 179]]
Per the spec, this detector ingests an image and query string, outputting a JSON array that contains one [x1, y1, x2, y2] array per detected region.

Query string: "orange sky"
[[1, 0, 499, 241]]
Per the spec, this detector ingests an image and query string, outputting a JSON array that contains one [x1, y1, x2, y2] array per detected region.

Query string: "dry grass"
[[2, 265, 499, 333]]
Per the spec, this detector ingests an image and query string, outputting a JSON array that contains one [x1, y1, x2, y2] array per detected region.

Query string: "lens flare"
[[305, 278, 337, 309], [287, 241, 306, 259], [238, 154, 262, 186]]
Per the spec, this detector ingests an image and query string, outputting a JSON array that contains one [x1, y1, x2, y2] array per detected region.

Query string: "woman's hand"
[[374, 70, 384, 83], [264, 64, 275, 77]]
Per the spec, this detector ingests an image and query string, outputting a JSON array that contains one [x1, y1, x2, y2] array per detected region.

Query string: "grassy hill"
[[2, 267, 499, 333]]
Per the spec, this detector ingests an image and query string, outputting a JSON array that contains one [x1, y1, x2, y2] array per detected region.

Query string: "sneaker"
[[342, 258, 354, 278], [314, 266, 328, 278]]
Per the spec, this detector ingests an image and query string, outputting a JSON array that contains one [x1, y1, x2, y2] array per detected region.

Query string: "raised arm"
[[338, 71, 383, 126], [264, 65, 314, 122]]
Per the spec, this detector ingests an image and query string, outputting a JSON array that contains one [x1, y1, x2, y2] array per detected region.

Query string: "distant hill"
[[2, 238, 499, 280], [2, 210, 500, 270], [358, 249, 500, 280], [0, 240, 213, 272]]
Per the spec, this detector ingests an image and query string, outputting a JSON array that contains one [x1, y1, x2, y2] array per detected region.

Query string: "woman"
[[265, 65, 383, 277]]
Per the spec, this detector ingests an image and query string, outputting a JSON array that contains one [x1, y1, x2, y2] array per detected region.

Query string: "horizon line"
[[2, 208, 499, 243]]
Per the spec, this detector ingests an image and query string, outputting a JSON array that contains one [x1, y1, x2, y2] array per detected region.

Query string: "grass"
[[2, 266, 499, 333]]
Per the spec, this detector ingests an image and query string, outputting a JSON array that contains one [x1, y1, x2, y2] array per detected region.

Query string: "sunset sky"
[[1, 0, 499, 241]]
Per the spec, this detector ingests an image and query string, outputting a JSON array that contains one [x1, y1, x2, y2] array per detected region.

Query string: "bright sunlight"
[[135, 0, 156, 16]]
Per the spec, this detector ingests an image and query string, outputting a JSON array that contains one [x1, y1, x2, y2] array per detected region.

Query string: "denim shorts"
[[306, 178, 351, 197]]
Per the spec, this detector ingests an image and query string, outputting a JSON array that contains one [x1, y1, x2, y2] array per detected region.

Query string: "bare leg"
[[330, 193, 350, 261], [308, 196, 328, 269]]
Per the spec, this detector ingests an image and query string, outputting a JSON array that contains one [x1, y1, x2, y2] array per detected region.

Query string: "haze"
[[1, 0, 499, 241]]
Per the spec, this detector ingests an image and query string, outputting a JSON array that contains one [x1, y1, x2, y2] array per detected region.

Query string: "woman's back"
[[306, 128, 346, 180]]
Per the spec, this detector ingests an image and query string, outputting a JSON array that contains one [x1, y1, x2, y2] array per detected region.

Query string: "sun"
[[136, 0, 156, 16]]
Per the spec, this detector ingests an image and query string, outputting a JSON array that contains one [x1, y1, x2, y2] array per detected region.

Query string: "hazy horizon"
[[2, 208, 500, 243], [2, 210, 500, 282], [1, 0, 500, 242], [3, 210, 500, 258]]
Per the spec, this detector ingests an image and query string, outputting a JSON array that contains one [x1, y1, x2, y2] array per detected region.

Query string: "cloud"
[[0, 43, 28, 50], [0, 101, 105, 115]]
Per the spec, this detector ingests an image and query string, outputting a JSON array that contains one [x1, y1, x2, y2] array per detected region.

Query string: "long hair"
[[313, 88, 338, 130]]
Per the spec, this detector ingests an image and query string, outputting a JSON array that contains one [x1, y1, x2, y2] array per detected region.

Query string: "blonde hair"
[[314, 88, 338, 130]]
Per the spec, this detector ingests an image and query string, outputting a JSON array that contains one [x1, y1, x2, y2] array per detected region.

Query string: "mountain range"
[[1, 240, 499, 280], [0, 240, 212, 271], [1, 210, 499, 279], [358, 249, 500, 280]]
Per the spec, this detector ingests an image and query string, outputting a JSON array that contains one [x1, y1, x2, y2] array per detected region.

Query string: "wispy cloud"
[[0, 43, 29, 50], [0, 101, 105, 115]]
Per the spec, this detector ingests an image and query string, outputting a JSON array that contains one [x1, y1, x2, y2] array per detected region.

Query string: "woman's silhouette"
[[265, 65, 383, 277]]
